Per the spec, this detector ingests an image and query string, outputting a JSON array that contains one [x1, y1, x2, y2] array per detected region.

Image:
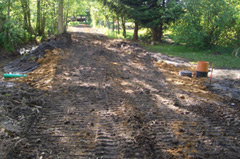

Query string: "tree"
[[121, 15, 126, 38], [120, 0, 183, 42], [36, 0, 47, 36], [173, 0, 238, 48], [95, 0, 129, 38], [6, 0, 11, 43], [21, 0, 34, 35], [133, 22, 139, 41], [0, 0, 74, 50], [58, 0, 64, 34]]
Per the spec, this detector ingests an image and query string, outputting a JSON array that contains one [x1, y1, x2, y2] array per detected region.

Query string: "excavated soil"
[[1, 25, 240, 159]]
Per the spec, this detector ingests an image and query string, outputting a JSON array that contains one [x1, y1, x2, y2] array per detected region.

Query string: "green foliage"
[[118, 0, 184, 41], [107, 30, 133, 39], [121, 0, 183, 26], [90, 1, 116, 28], [94, 0, 184, 41], [0, 0, 26, 50], [0, 0, 92, 51], [173, 0, 240, 48]]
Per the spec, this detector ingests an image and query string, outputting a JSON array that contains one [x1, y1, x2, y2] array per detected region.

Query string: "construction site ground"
[[0, 24, 240, 159]]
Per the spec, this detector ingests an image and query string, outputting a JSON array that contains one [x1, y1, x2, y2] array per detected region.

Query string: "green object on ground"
[[4, 74, 28, 78]]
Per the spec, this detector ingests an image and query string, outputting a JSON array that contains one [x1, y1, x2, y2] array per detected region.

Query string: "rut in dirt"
[[9, 25, 240, 159]]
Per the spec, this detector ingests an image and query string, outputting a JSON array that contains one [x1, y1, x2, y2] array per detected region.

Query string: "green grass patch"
[[96, 26, 147, 40], [146, 44, 240, 69], [69, 21, 81, 26], [69, 21, 91, 26], [106, 30, 134, 39]]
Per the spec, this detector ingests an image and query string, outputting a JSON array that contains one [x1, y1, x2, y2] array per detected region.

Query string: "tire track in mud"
[[11, 26, 240, 159]]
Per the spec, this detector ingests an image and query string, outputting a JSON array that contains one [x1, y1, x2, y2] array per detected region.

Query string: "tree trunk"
[[21, 0, 26, 26], [40, 14, 46, 37], [22, 1, 28, 30], [158, 23, 163, 42], [41, 0, 47, 37], [64, 9, 68, 31], [65, 0, 70, 31], [0, 17, 2, 31], [26, 0, 33, 34], [21, 0, 34, 35], [133, 22, 139, 41], [36, 0, 41, 35], [52, 2, 57, 33], [152, 24, 163, 42], [152, 27, 158, 41], [6, 0, 11, 43], [121, 15, 126, 38], [117, 16, 120, 34], [112, 15, 115, 32], [58, 0, 64, 34]]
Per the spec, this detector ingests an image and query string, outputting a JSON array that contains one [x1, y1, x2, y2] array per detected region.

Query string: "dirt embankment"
[[0, 33, 71, 158], [1, 25, 240, 159]]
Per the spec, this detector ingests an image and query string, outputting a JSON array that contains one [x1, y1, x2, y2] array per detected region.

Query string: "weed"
[[5, 94, 10, 97], [27, 56, 37, 61]]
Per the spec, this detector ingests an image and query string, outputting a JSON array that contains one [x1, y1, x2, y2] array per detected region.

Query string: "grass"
[[146, 44, 240, 69], [69, 21, 91, 26], [96, 26, 147, 40], [106, 30, 134, 39]]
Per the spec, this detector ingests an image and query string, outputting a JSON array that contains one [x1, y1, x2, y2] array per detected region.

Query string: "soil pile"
[[0, 33, 71, 158], [5, 48, 69, 90], [4, 33, 71, 74]]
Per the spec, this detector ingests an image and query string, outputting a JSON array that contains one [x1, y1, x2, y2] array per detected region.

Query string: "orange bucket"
[[196, 61, 209, 72]]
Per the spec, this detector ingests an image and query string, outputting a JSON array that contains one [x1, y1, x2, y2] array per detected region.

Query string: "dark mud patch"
[[0, 83, 48, 158], [0, 49, 19, 78]]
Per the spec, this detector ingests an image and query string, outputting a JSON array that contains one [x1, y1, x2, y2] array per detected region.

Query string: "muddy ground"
[[0, 24, 240, 159]]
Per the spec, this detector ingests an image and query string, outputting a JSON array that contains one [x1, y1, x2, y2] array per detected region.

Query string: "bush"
[[172, 0, 239, 49]]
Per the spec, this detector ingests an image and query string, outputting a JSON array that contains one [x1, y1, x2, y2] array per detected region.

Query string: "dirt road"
[[5, 25, 240, 159]]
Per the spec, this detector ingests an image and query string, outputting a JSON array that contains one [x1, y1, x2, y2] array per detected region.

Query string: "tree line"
[[93, 0, 240, 49], [0, 0, 88, 51], [1, 0, 240, 51]]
